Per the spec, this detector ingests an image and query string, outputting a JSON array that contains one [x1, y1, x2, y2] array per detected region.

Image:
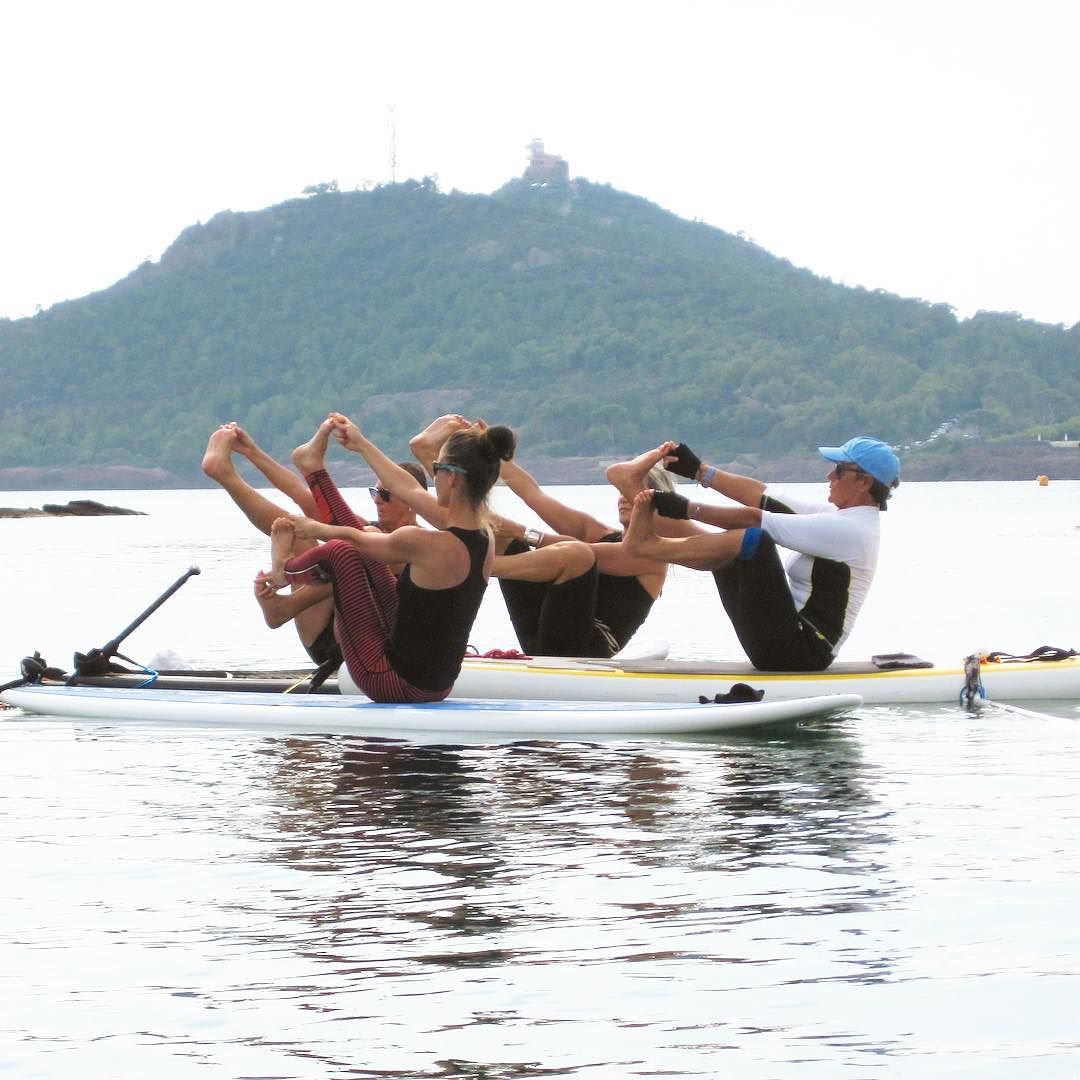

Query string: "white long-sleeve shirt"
[[759, 488, 881, 652]]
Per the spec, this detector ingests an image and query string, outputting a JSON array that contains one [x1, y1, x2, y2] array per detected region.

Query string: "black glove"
[[651, 490, 690, 519], [665, 442, 701, 480]]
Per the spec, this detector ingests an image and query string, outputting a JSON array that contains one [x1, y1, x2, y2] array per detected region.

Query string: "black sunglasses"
[[368, 486, 392, 503], [834, 463, 868, 479], [433, 461, 467, 477]]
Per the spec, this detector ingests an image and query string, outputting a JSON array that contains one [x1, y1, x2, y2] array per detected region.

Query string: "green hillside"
[[2, 176, 1078, 485]]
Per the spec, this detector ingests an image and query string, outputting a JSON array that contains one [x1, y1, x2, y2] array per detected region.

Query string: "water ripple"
[[4, 711, 1080, 1077]]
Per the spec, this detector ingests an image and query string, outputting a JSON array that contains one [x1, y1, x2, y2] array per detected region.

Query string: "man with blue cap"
[[614, 435, 900, 671]]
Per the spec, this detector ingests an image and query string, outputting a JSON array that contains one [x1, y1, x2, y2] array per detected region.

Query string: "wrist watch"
[[523, 527, 543, 547]]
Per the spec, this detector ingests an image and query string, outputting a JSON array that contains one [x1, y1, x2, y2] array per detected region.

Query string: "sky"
[[3, 0, 1078, 326]]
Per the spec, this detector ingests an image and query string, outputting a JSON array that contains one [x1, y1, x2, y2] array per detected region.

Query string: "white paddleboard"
[[1, 683, 862, 736], [448, 653, 1080, 705]]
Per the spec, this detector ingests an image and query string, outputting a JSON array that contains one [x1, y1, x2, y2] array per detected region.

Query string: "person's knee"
[[550, 540, 595, 584], [737, 528, 763, 561]]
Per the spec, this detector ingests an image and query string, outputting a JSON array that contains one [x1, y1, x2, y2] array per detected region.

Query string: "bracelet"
[[699, 465, 717, 488], [690, 501, 702, 521], [523, 527, 543, 547]]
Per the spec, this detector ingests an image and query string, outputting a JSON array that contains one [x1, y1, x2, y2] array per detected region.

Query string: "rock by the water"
[[0, 500, 145, 519]]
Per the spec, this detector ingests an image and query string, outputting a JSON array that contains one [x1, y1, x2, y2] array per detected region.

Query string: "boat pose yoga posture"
[[618, 436, 900, 672], [202, 422, 426, 669], [268, 413, 515, 702], [477, 447, 671, 659]]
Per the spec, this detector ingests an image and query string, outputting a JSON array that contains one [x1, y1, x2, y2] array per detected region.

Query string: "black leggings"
[[712, 531, 835, 672], [497, 540, 615, 658]]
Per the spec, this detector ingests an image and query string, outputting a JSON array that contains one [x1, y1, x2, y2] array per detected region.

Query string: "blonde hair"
[[646, 465, 676, 494]]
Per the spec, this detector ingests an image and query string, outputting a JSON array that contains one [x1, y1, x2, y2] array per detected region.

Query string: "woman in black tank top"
[[270, 413, 516, 702], [485, 453, 669, 658]]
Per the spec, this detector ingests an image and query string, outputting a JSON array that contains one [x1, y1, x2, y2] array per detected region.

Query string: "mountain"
[[2, 175, 1079, 488]]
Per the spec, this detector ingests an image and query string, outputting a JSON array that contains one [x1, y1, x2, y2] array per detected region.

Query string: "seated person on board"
[[616, 436, 900, 672], [410, 420, 669, 659], [201, 422, 426, 670], [267, 413, 515, 703]]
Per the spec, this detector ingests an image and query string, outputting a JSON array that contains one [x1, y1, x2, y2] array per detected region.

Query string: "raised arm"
[[664, 442, 766, 508], [650, 490, 762, 531], [330, 413, 450, 529], [289, 514, 436, 567], [501, 458, 614, 542], [409, 413, 471, 477], [702, 468, 765, 508], [609, 442, 764, 538]]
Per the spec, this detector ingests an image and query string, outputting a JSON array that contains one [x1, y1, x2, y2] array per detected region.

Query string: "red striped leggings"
[[286, 469, 449, 703]]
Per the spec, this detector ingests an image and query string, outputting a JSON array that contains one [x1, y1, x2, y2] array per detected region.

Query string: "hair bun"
[[482, 424, 517, 463]]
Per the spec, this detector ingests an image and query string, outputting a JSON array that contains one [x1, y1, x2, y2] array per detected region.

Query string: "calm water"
[[2, 482, 1079, 1077]]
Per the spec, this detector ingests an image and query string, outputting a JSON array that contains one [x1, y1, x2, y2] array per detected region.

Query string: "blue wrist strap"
[[700, 465, 717, 488]]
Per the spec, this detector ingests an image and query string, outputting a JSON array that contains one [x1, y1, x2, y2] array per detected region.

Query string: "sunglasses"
[[368, 487, 392, 503], [834, 462, 868, 479], [433, 461, 467, 477]]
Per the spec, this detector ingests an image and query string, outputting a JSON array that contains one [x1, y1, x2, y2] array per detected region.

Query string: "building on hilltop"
[[522, 139, 569, 185]]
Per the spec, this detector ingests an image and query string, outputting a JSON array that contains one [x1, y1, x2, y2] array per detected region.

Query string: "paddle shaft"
[[99, 566, 201, 657]]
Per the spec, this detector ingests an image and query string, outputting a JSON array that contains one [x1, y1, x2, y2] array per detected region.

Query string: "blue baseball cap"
[[819, 436, 900, 487]]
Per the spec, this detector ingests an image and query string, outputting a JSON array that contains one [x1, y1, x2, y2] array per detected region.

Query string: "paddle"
[[73, 566, 201, 676]]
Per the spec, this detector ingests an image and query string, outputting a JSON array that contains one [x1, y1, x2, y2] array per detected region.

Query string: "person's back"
[[389, 526, 490, 689], [271, 414, 516, 701]]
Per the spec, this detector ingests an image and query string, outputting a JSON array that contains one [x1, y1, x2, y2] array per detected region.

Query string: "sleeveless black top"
[[594, 531, 656, 652], [386, 527, 489, 691]]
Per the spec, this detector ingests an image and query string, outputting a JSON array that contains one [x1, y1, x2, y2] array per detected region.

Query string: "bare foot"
[[253, 571, 292, 628], [605, 443, 675, 500], [201, 425, 240, 482], [291, 418, 335, 475], [622, 490, 659, 558], [409, 414, 471, 471], [270, 517, 297, 586], [290, 515, 331, 541]]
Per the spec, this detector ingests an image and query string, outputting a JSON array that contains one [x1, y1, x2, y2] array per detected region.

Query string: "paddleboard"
[[20, 648, 1076, 711], [0, 683, 861, 736], [447, 653, 1080, 705]]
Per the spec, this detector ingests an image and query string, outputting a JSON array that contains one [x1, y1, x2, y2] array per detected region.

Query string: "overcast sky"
[[4, 0, 1078, 325]]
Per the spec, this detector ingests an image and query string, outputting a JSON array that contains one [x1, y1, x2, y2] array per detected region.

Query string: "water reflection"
[[4, 718, 917, 1078], [237, 723, 904, 986]]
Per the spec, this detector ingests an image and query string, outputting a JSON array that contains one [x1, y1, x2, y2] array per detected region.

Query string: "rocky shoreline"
[[0, 499, 146, 519]]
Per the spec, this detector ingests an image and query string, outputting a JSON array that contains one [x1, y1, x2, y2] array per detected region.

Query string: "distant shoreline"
[[1, 441, 1078, 491]]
